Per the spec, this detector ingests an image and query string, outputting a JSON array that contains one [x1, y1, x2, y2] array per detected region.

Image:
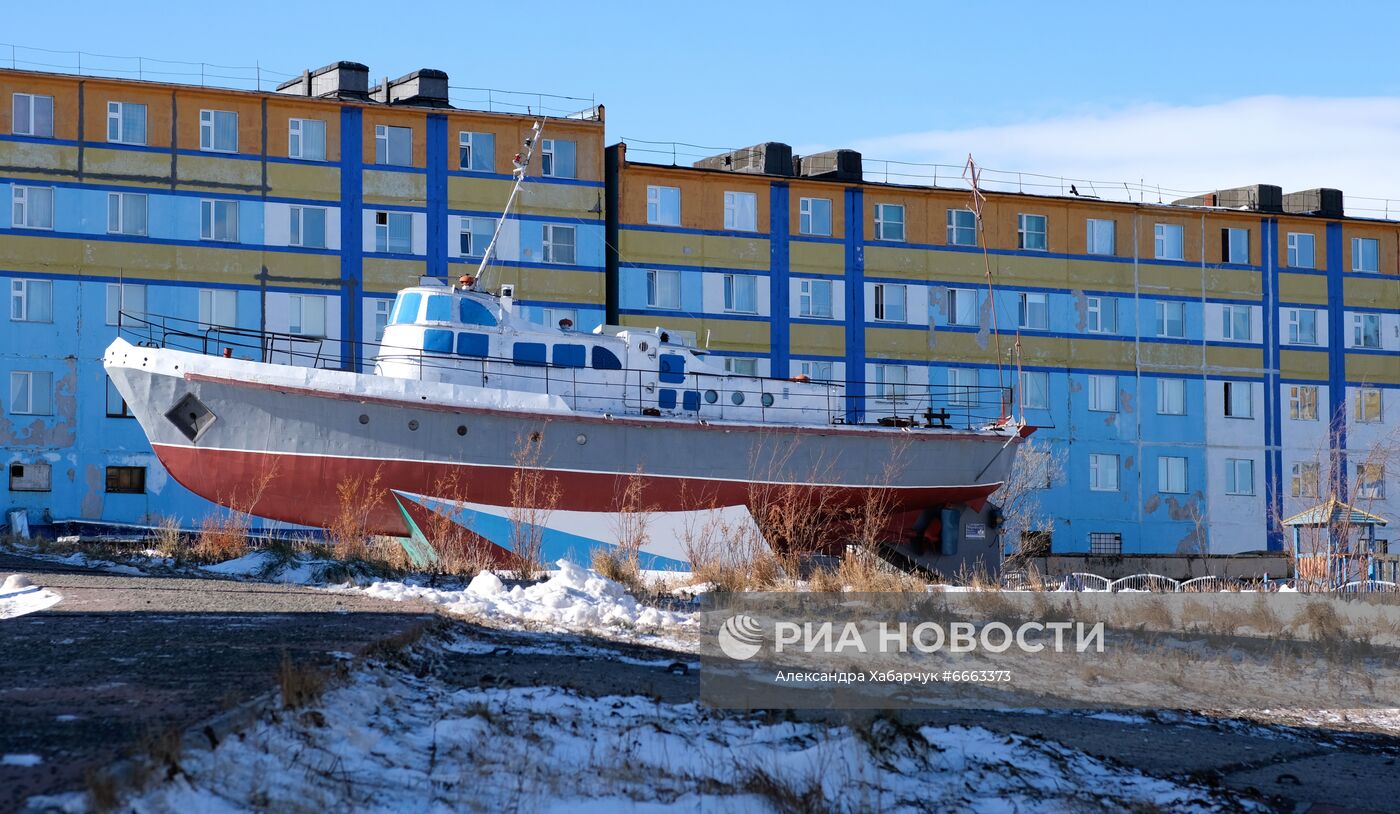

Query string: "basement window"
[[105, 466, 146, 494], [9, 461, 51, 492], [1088, 532, 1122, 556]]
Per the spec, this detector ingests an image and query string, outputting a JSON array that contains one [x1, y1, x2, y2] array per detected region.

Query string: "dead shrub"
[[507, 428, 562, 581], [325, 468, 384, 562], [278, 651, 327, 710]]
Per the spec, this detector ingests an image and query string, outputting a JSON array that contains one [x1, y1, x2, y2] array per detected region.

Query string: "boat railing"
[[116, 311, 334, 369]]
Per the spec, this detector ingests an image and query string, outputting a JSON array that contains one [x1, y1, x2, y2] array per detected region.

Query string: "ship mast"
[[470, 119, 544, 294]]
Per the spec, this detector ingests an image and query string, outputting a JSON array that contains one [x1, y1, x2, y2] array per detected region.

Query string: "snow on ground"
[[121, 640, 1254, 814], [3, 545, 156, 576], [201, 550, 340, 584], [335, 560, 698, 646], [0, 574, 61, 620]]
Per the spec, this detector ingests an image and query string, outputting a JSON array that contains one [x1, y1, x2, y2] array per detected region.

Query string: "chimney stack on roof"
[[275, 61, 371, 101], [1173, 184, 1282, 212], [371, 69, 451, 108], [693, 142, 794, 176], [796, 149, 863, 182], [1282, 188, 1345, 218]]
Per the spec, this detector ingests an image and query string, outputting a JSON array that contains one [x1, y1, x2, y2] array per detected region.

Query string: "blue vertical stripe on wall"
[[844, 187, 865, 423], [340, 106, 363, 370], [1325, 220, 1348, 502], [426, 114, 448, 282], [769, 182, 790, 379], [1262, 217, 1283, 551]]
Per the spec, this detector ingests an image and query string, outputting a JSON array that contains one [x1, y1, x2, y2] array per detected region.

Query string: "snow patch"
[[201, 550, 337, 584], [0, 578, 61, 621], [2, 753, 43, 766]]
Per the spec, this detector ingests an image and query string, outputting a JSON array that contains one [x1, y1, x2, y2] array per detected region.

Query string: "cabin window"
[[391, 293, 422, 325], [553, 344, 586, 368], [455, 332, 488, 357], [459, 298, 498, 326], [423, 329, 453, 354], [591, 346, 622, 370], [425, 295, 453, 322], [513, 342, 547, 366]]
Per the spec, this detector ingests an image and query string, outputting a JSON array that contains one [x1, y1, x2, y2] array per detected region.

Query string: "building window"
[[1088, 374, 1118, 412], [1017, 292, 1048, 330], [1222, 228, 1249, 264], [107, 192, 147, 236], [9, 370, 53, 415], [539, 139, 575, 178], [947, 209, 977, 247], [8, 461, 52, 492], [1088, 532, 1123, 555], [105, 283, 146, 327], [1154, 223, 1184, 260], [799, 197, 831, 236], [1351, 313, 1381, 348], [1221, 304, 1252, 341], [1158, 456, 1187, 494], [646, 269, 681, 310], [1155, 301, 1185, 338], [948, 288, 978, 326], [723, 273, 757, 314], [459, 131, 495, 172], [1286, 308, 1318, 345], [199, 109, 237, 152], [1357, 464, 1386, 500], [949, 368, 978, 407], [290, 206, 328, 249], [289, 294, 326, 337], [542, 224, 576, 264], [874, 204, 905, 241], [200, 199, 239, 242], [1353, 237, 1380, 273], [459, 216, 494, 257], [1085, 218, 1114, 256], [374, 211, 412, 253], [12, 185, 54, 230], [798, 360, 834, 380], [1287, 232, 1315, 269], [1086, 296, 1117, 333], [1291, 462, 1320, 498], [105, 376, 132, 418], [1017, 214, 1047, 251], [105, 466, 146, 494], [646, 185, 681, 226], [1289, 385, 1319, 421], [12, 93, 54, 137], [874, 364, 908, 401], [288, 118, 326, 161], [873, 283, 906, 322], [723, 191, 757, 232], [1223, 381, 1253, 418], [540, 306, 577, 331], [374, 124, 412, 166], [1089, 454, 1119, 492], [1157, 378, 1186, 416], [724, 357, 758, 377], [373, 299, 392, 342], [1225, 458, 1255, 496], [1355, 387, 1383, 423], [1020, 370, 1048, 410], [9, 279, 53, 323], [798, 278, 833, 319], [199, 288, 238, 328], [107, 101, 147, 145]]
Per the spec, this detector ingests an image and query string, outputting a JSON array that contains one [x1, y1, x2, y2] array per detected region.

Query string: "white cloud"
[[844, 97, 1400, 218]]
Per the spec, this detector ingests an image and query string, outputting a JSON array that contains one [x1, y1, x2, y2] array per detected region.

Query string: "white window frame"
[[288, 294, 326, 337], [1017, 213, 1047, 251], [542, 224, 576, 265], [1351, 313, 1381, 349], [1088, 374, 1118, 413], [9, 370, 53, 416], [947, 209, 977, 247], [10, 279, 53, 323], [1288, 385, 1318, 421], [1221, 304, 1252, 342], [948, 288, 978, 326], [199, 288, 238, 328], [723, 191, 758, 232], [287, 118, 326, 161], [798, 278, 834, 319], [11, 185, 54, 230], [872, 283, 906, 322], [374, 124, 412, 166], [1352, 237, 1380, 273], [198, 109, 238, 153], [1017, 291, 1048, 330], [289, 205, 328, 249], [798, 360, 835, 381], [646, 268, 681, 310], [1355, 387, 1383, 423], [374, 211, 413, 254], [540, 139, 556, 177], [1287, 232, 1316, 269], [373, 299, 392, 342], [1223, 381, 1253, 419], [199, 199, 239, 242], [105, 283, 145, 327], [106, 101, 147, 146], [107, 191, 148, 236], [12, 93, 54, 138], [1020, 370, 1048, 410], [1089, 453, 1119, 492], [724, 357, 758, 377], [1225, 458, 1255, 496], [799, 197, 831, 237], [873, 364, 909, 402], [1224, 228, 1249, 264], [459, 131, 477, 170], [723, 273, 758, 314], [1085, 218, 1115, 256], [949, 367, 978, 407], [646, 185, 680, 226], [1086, 296, 1117, 334], [1158, 456, 1187, 494], [1155, 300, 1185, 338], [1291, 462, 1320, 498], [874, 203, 905, 242], [1356, 464, 1386, 500], [1154, 223, 1184, 261], [1157, 378, 1186, 416], [540, 306, 578, 331], [459, 216, 493, 258], [1287, 308, 1318, 345]]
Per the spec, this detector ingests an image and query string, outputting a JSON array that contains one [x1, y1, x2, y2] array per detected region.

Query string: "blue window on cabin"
[[425, 295, 452, 322], [658, 389, 677, 409], [513, 342, 547, 366], [682, 390, 700, 411], [459, 298, 498, 326], [456, 331, 489, 357], [659, 353, 686, 384], [553, 344, 585, 368], [391, 292, 421, 325], [423, 329, 453, 354], [591, 346, 622, 370]]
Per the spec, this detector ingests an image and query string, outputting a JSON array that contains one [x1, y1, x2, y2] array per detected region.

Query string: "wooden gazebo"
[[1283, 498, 1389, 586]]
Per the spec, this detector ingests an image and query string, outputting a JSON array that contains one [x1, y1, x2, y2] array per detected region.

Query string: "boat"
[[103, 125, 1029, 571]]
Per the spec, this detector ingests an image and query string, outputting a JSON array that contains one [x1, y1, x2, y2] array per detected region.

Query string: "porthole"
[[761, 393, 775, 408], [358, 414, 369, 425], [457, 425, 467, 436], [704, 390, 718, 404], [731, 391, 745, 406], [576, 433, 587, 445], [638, 341, 649, 352], [408, 419, 419, 431]]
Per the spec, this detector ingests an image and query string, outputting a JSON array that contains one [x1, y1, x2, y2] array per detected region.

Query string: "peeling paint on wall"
[[81, 463, 104, 519], [0, 360, 79, 447]]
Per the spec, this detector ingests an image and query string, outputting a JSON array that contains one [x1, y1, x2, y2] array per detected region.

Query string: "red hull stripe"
[[153, 444, 1003, 538]]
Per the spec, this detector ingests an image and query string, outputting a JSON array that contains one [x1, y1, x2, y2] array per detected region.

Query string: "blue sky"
[[7, 1, 1399, 207]]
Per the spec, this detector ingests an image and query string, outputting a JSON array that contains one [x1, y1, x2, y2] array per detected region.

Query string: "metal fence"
[[1003, 569, 1400, 593]]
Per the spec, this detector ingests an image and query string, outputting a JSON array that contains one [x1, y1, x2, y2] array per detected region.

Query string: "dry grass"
[[507, 428, 562, 581], [151, 516, 188, 561], [192, 465, 277, 563], [420, 471, 498, 578], [325, 468, 384, 562], [808, 548, 925, 593], [278, 651, 327, 710]]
